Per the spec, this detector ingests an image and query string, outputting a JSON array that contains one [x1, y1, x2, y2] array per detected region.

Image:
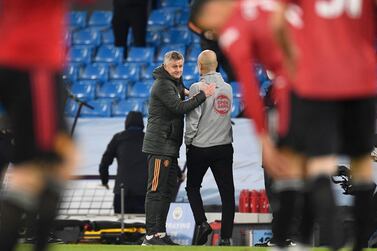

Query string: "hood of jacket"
[[199, 71, 225, 86]]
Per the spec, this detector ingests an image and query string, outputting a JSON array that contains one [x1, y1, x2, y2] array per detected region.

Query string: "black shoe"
[[219, 238, 232, 246], [193, 221, 213, 245], [141, 236, 167, 246], [161, 235, 179, 245]]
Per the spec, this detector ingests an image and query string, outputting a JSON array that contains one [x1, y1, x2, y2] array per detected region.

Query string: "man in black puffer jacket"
[[142, 51, 215, 246], [99, 111, 147, 214]]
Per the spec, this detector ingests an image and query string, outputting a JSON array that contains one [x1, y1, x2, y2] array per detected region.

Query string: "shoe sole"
[[196, 228, 213, 245]]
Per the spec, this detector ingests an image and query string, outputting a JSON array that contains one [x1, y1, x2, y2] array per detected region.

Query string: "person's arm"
[[99, 135, 118, 188], [220, 27, 266, 135], [185, 83, 203, 146], [153, 80, 214, 115], [270, 1, 297, 78]]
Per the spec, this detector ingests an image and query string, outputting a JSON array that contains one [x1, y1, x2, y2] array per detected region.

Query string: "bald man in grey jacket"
[[185, 50, 234, 246]]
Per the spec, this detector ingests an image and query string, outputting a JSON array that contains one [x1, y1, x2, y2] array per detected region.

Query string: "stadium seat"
[[70, 82, 96, 101], [63, 63, 81, 82], [74, 80, 99, 87], [230, 82, 242, 98], [156, 44, 186, 62], [96, 81, 128, 100], [260, 80, 272, 97], [126, 47, 155, 63], [110, 63, 140, 81], [191, 32, 201, 44], [175, 9, 190, 25], [79, 64, 109, 82], [148, 9, 175, 29], [81, 99, 113, 117], [94, 45, 123, 64], [231, 98, 242, 118], [146, 30, 162, 46], [186, 44, 202, 62], [64, 99, 78, 117], [88, 11, 112, 29], [68, 47, 92, 64], [162, 29, 192, 45], [72, 29, 101, 47], [68, 11, 87, 30], [255, 65, 269, 83], [160, 0, 189, 8], [141, 63, 161, 80], [183, 63, 199, 81], [101, 29, 115, 44], [112, 99, 145, 117], [128, 81, 152, 98]]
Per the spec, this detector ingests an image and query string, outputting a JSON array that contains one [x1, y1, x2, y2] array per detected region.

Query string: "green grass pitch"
[[15, 244, 377, 251]]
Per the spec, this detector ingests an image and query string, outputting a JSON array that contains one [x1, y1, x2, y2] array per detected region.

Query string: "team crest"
[[214, 94, 231, 116]]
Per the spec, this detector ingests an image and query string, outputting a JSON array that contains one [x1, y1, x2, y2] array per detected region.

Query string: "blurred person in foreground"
[[0, 1, 80, 251], [185, 50, 234, 246], [141, 51, 216, 246], [99, 111, 148, 214], [190, 0, 303, 248], [271, 1, 377, 250]]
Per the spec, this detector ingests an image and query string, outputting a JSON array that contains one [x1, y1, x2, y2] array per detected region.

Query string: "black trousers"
[[186, 144, 235, 239], [145, 155, 177, 235], [112, 1, 147, 57]]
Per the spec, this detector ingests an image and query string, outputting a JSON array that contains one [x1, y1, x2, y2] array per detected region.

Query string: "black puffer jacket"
[[142, 66, 206, 157]]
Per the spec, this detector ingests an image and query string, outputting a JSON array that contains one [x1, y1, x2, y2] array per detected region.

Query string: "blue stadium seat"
[[72, 29, 101, 46], [74, 80, 99, 87], [146, 30, 162, 46], [88, 11, 112, 29], [65, 99, 78, 117], [112, 99, 145, 117], [260, 80, 272, 97], [162, 29, 192, 45], [230, 82, 242, 98], [128, 81, 152, 98], [156, 44, 186, 62], [219, 67, 229, 82], [70, 82, 96, 101], [231, 98, 242, 118], [186, 44, 201, 62], [68, 47, 92, 64], [160, 0, 189, 8], [191, 32, 201, 44], [183, 63, 199, 81], [79, 64, 109, 82], [148, 9, 175, 29], [81, 99, 112, 117], [126, 47, 155, 63], [63, 63, 81, 82], [68, 11, 87, 30], [96, 81, 128, 100], [255, 65, 269, 83], [101, 29, 115, 44], [141, 63, 160, 80], [94, 45, 123, 64], [65, 32, 72, 47], [175, 9, 190, 25], [110, 63, 140, 81]]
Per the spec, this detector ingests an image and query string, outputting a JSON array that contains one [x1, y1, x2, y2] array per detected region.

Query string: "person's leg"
[[128, 4, 147, 47], [341, 98, 376, 251], [209, 144, 235, 240], [113, 193, 121, 214], [185, 146, 210, 225], [0, 68, 75, 251], [112, 1, 130, 58]]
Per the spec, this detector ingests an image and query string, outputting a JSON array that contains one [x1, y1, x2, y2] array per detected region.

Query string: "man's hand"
[[199, 82, 216, 97]]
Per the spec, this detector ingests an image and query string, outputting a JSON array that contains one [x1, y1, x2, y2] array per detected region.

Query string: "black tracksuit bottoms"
[[186, 144, 235, 239], [145, 155, 177, 235]]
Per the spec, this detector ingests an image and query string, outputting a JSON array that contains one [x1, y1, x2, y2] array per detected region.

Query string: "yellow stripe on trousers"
[[152, 159, 161, 191]]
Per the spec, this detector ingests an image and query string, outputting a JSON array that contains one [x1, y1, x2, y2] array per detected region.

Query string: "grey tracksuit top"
[[185, 71, 233, 147]]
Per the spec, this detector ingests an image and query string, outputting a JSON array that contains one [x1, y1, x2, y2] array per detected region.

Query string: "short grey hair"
[[163, 51, 184, 64]]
